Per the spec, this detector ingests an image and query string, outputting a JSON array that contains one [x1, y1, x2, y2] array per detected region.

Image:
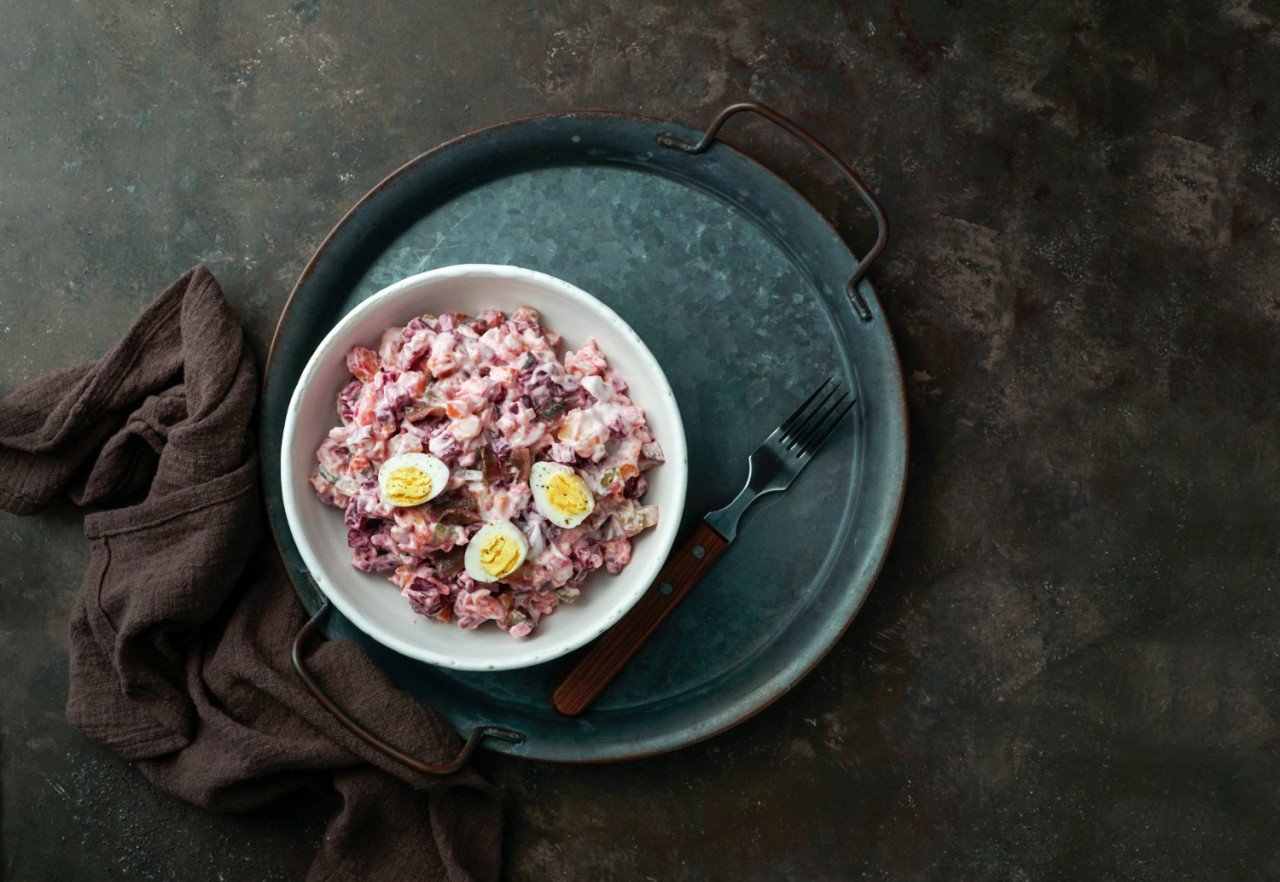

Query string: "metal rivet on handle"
[[660, 582, 674, 595], [691, 544, 705, 559]]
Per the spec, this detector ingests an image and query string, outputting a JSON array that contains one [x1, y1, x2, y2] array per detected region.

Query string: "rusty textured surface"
[[2, 1, 1279, 879]]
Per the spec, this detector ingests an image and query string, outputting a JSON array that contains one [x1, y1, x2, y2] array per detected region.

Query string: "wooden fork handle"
[[551, 520, 730, 716]]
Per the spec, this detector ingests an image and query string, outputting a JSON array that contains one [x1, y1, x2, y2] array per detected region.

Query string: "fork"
[[551, 378, 855, 716]]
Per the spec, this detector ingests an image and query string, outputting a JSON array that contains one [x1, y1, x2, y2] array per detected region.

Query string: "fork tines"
[[779, 377, 855, 455]]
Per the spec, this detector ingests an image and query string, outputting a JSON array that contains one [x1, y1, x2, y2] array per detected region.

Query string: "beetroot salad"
[[309, 306, 664, 638]]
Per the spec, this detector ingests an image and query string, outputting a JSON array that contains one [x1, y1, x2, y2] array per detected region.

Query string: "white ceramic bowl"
[[281, 265, 688, 670]]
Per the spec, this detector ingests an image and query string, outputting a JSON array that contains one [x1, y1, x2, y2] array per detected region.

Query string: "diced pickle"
[[535, 400, 566, 422], [405, 402, 444, 421]]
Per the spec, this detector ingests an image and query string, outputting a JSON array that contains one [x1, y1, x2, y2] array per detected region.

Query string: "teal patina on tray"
[[261, 108, 907, 762]]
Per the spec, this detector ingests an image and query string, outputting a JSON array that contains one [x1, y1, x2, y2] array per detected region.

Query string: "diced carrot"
[[346, 346, 380, 383]]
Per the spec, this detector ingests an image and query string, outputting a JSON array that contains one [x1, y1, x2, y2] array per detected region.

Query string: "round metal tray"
[[262, 104, 907, 763]]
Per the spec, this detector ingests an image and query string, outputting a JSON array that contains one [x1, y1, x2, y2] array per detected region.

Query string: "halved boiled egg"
[[377, 452, 449, 507], [464, 520, 529, 583], [530, 461, 595, 528]]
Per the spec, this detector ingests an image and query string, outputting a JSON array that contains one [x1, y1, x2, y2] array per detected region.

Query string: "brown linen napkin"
[[0, 266, 502, 882]]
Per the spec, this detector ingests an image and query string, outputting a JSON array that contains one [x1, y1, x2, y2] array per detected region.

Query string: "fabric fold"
[[0, 266, 501, 882]]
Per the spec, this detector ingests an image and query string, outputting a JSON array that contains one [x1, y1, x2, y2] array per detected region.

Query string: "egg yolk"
[[546, 472, 591, 516], [478, 533, 522, 578], [384, 467, 433, 506]]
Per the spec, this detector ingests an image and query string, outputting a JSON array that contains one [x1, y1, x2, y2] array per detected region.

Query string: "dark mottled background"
[[3, 1, 1279, 879]]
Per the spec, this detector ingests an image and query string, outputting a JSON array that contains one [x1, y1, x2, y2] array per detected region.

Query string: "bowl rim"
[[279, 263, 689, 670]]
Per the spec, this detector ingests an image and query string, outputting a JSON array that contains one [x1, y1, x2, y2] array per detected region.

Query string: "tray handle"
[[291, 598, 524, 775], [658, 100, 888, 322]]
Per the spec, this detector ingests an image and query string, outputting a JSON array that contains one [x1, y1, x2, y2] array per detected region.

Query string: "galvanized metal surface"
[[260, 110, 908, 761]]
